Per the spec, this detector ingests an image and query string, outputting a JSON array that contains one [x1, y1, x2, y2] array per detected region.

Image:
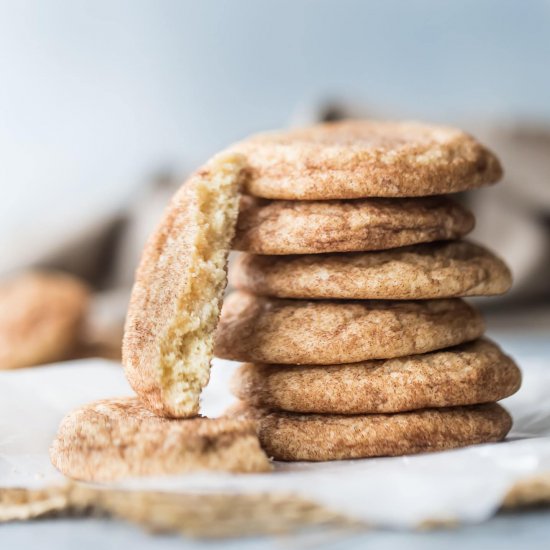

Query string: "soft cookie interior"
[[159, 160, 242, 415], [122, 153, 244, 417]]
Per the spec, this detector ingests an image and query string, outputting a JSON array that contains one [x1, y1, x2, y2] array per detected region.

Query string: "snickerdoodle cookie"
[[122, 153, 245, 418], [231, 241, 512, 300], [214, 292, 484, 365], [0, 271, 90, 370], [227, 401, 512, 461], [231, 339, 521, 414], [232, 195, 474, 255], [232, 120, 502, 200], [50, 397, 271, 482]]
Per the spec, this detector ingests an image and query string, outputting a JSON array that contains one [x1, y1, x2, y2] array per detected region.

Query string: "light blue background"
[[0, 0, 549, 269]]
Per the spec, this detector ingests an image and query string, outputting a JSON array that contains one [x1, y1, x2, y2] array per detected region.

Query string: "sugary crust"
[[232, 339, 521, 414], [122, 153, 244, 417], [50, 397, 271, 482], [227, 402, 512, 461], [0, 271, 90, 369], [231, 241, 512, 299], [232, 196, 474, 255], [232, 120, 503, 200], [214, 292, 484, 364]]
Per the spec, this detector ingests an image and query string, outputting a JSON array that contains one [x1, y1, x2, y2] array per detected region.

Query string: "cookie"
[[231, 339, 521, 414], [232, 195, 474, 255], [50, 397, 272, 482], [233, 120, 502, 200], [214, 292, 484, 364], [231, 241, 512, 300], [122, 153, 245, 418], [227, 402, 512, 461], [0, 271, 90, 370]]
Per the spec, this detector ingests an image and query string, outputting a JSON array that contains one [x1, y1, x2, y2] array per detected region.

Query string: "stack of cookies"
[[216, 120, 522, 461]]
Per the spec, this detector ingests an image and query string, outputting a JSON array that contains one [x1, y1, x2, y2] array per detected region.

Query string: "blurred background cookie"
[[0, 271, 90, 369]]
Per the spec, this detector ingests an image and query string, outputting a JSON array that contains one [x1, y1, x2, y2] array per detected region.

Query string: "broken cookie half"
[[50, 154, 272, 482], [122, 153, 245, 418]]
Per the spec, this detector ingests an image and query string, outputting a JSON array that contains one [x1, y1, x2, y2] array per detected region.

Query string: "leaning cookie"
[[231, 339, 521, 414], [233, 196, 474, 255], [231, 241, 512, 300], [50, 397, 271, 482], [227, 401, 512, 461], [232, 120, 502, 200], [122, 153, 245, 418], [0, 271, 90, 370], [214, 292, 484, 365]]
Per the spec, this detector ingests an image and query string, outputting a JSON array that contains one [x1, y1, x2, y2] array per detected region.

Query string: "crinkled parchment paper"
[[1, 337, 549, 529]]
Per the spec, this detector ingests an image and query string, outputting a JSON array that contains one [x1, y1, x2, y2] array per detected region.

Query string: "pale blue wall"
[[0, 0, 548, 267]]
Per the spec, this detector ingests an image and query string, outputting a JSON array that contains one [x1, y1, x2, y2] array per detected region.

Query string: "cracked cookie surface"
[[232, 339, 521, 414], [227, 401, 512, 461], [232, 120, 502, 200], [233, 195, 474, 255], [231, 241, 511, 299], [234, 120, 502, 200], [214, 292, 484, 364]]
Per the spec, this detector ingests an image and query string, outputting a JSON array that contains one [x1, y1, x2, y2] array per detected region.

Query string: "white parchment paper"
[[1, 337, 549, 528]]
